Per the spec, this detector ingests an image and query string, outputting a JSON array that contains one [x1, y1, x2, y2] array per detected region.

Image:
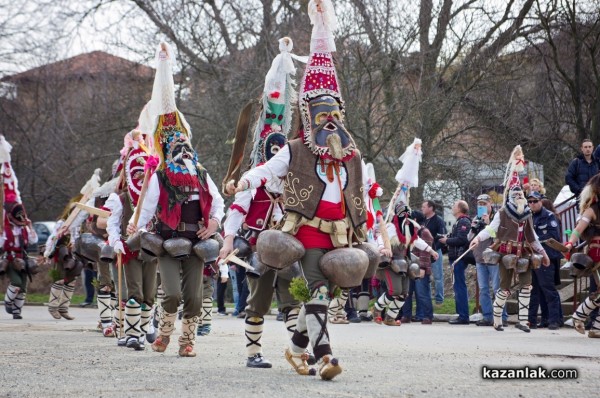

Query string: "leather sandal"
[[151, 336, 170, 353], [178, 344, 196, 357], [284, 347, 316, 376]]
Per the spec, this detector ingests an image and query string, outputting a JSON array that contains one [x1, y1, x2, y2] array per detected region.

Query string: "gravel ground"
[[0, 306, 598, 398]]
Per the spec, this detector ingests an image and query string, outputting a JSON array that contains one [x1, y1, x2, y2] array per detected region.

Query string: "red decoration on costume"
[[165, 169, 201, 190], [269, 91, 281, 99], [368, 183, 381, 199], [145, 155, 159, 172], [392, 215, 417, 246]]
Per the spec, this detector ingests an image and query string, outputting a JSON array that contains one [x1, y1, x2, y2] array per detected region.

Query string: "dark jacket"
[[446, 214, 471, 261], [565, 154, 600, 196], [532, 208, 562, 260], [421, 214, 446, 251]]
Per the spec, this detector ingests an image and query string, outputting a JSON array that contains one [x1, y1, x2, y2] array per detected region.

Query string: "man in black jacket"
[[566, 139, 599, 198], [439, 200, 471, 324]]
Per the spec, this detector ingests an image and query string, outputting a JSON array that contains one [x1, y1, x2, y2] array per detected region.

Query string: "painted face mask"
[[5, 202, 27, 226], [163, 132, 200, 188], [308, 95, 352, 160], [124, 148, 148, 207]]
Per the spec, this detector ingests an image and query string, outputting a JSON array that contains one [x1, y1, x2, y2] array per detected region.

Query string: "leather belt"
[[162, 222, 201, 232]]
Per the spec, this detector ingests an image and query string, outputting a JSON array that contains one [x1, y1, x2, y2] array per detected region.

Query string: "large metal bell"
[[125, 231, 142, 252], [140, 232, 165, 258], [246, 253, 268, 279], [501, 254, 518, 270], [355, 243, 380, 279], [77, 233, 104, 263], [530, 254, 543, 270], [256, 230, 305, 270], [408, 263, 421, 280], [390, 259, 408, 274], [482, 248, 501, 265], [193, 239, 220, 263], [516, 258, 529, 273], [571, 253, 593, 271], [318, 248, 369, 289], [163, 237, 193, 258], [233, 236, 252, 259], [100, 244, 115, 263], [277, 261, 303, 281]]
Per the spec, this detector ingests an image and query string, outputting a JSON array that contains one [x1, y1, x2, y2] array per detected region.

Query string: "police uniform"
[[529, 207, 562, 328]]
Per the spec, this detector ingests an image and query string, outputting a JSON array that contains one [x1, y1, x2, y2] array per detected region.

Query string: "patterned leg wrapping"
[[245, 316, 264, 357], [58, 281, 76, 320], [306, 292, 332, 361], [178, 316, 199, 357], [201, 297, 213, 326], [97, 292, 112, 325], [386, 298, 404, 324], [374, 292, 392, 312], [357, 293, 370, 316], [141, 303, 155, 344], [4, 284, 19, 314], [13, 292, 25, 316], [328, 295, 345, 321], [125, 299, 142, 337], [290, 306, 309, 354], [111, 294, 121, 334], [493, 289, 510, 329], [572, 296, 600, 334], [284, 307, 300, 340], [48, 283, 62, 319], [517, 286, 531, 326]]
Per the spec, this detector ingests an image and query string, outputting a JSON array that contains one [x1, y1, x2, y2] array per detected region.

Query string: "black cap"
[[527, 191, 543, 200]]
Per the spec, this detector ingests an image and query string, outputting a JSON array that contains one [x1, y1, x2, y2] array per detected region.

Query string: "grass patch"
[[431, 298, 476, 314]]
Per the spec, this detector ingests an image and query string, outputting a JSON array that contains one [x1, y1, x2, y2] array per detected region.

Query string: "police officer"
[[527, 191, 563, 330], [439, 200, 472, 324]]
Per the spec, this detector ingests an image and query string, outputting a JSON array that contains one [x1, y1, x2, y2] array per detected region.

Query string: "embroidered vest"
[[284, 139, 366, 228], [246, 187, 280, 232], [495, 208, 536, 243]]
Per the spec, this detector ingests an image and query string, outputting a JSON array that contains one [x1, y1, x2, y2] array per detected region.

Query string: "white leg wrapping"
[[112, 295, 124, 333], [125, 299, 142, 338], [374, 292, 392, 312], [284, 307, 300, 340], [518, 286, 531, 326], [572, 297, 599, 321], [159, 310, 177, 337], [200, 297, 212, 326], [13, 292, 25, 315], [4, 284, 19, 308], [97, 292, 112, 325], [140, 303, 152, 336], [493, 289, 510, 327], [178, 316, 199, 347], [58, 281, 75, 316], [245, 316, 264, 357], [387, 298, 404, 319], [48, 283, 62, 317]]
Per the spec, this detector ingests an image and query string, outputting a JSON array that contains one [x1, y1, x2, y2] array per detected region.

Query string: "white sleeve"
[[476, 211, 500, 241], [69, 197, 94, 239], [413, 236, 429, 251], [206, 172, 225, 222], [105, 193, 123, 247], [135, 173, 159, 230], [377, 223, 396, 249], [223, 190, 253, 237], [0, 232, 5, 247], [27, 226, 38, 245], [241, 144, 290, 189], [43, 220, 64, 257]]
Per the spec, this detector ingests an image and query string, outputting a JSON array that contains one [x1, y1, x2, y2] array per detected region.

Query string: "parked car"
[[26, 221, 56, 254]]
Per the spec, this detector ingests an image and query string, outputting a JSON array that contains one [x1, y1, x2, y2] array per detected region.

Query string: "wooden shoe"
[[151, 336, 170, 353], [60, 312, 75, 320], [284, 347, 316, 376], [318, 355, 342, 380], [178, 344, 196, 357], [588, 330, 600, 338]]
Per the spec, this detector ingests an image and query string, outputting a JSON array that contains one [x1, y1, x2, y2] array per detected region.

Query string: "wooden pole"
[[117, 252, 123, 339]]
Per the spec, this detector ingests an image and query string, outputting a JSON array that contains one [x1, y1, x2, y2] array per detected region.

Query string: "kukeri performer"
[[1, 136, 38, 320], [128, 42, 224, 357], [67, 172, 121, 335], [373, 139, 438, 326], [234, 0, 373, 380], [43, 196, 86, 321], [564, 173, 600, 338], [222, 36, 305, 368], [105, 128, 158, 351], [470, 145, 550, 332]]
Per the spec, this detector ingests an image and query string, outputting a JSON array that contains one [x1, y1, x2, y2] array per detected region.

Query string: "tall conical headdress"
[[502, 145, 526, 203], [249, 37, 302, 168], [0, 135, 20, 204], [298, 0, 357, 159]]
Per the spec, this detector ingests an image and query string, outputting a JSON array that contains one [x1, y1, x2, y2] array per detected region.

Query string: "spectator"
[[468, 194, 507, 327], [524, 178, 546, 198], [79, 266, 97, 308], [420, 200, 446, 306], [401, 218, 435, 324], [439, 200, 471, 324], [565, 139, 599, 198], [527, 192, 563, 330]]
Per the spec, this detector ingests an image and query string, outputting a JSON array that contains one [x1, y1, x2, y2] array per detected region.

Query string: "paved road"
[[1, 306, 598, 398]]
